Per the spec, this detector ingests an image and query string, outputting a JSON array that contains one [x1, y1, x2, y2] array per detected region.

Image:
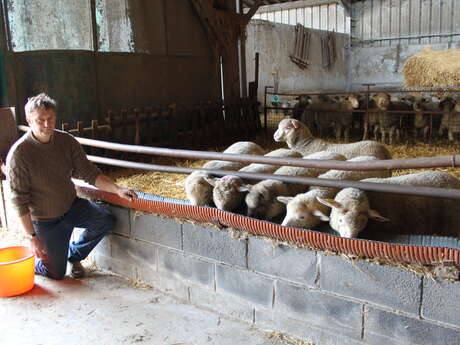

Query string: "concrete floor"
[[0, 230, 308, 345]]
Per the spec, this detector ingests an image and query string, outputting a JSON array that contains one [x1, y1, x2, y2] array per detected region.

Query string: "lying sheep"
[[317, 170, 460, 238], [245, 151, 346, 220], [177, 141, 264, 205], [278, 156, 391, 229], [206, 149, 302, 211], [274, 118, 392, 159]]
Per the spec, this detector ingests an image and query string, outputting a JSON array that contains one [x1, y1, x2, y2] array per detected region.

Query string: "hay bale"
[[402, 47, 460, 88]]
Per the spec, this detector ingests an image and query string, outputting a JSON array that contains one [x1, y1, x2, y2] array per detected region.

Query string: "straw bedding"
[[402, 47, 460, 88]]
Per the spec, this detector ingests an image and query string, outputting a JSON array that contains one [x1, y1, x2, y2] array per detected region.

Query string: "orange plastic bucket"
[[0, 246, 35, 297]]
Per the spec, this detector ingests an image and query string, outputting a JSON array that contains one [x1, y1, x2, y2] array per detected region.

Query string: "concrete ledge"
[[131, 212, 182, 249], [183, 223, 247, 267], [248, 237, 317, 287], [275, 280, 363, 339], [364, 306, 460, 345], [319, 254, 421, 315]]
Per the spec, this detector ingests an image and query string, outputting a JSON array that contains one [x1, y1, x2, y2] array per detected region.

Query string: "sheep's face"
[[347, 95, 359, 109], [185, 177, 213, 206], [329, 208, 368, 238], [280, 198, 329, 229], [374, 93, 390, 110], [213, 176, 247, 211], [246, 188, 281, 220]]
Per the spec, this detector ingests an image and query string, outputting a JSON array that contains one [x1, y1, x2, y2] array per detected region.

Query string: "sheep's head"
[[208, 175, 251, 211], [177, 174, 213, 206], [439, 97, 455, 112], [347, 94, 359, 109], [245, 181, 283, 220], [278, 195, 329, 229], [273, 118, 313, 146], [373, 93, 391, 110], [317, 189, 389, 238]]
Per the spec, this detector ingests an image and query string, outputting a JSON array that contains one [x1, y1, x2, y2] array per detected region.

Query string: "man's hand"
[[29, 236, 47, 259], [116, 187, 137, 201]]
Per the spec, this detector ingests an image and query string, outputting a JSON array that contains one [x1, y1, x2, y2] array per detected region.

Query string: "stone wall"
[[92, 204, 460, 345]]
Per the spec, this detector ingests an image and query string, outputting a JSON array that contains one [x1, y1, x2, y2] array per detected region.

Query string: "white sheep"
[[274, 118, 392, 159], [278, 156, 391, 229], [206, 148, 302, 212], [177, 141, 264, 205], [245, 151, 346, 220], [317, 170, 460, 238]]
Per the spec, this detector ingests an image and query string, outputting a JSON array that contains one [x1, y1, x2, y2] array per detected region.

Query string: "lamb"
[[317, 170, 460, 238], [177, 141, 264, 205], [274, 118, 392, 159], [245, 151, 346, 220], [206, 148, 302, 211], [278, 156, 391, 229]]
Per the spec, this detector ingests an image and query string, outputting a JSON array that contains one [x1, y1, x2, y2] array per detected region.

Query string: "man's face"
[[27, 108, 56, 142]]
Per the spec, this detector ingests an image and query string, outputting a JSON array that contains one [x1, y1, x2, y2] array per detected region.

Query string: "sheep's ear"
[[368, 209, 390, 222], [277, 196, 294, 204], [316, 197, 343, 210], [176, 180, 186, 187], [313, 209, 330, 221], [237, 184, 252, 192], [204, 177, 218, 187], [291, 119, 301, 129]]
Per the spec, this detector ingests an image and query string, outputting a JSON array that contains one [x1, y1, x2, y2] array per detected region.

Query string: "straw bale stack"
[[402, 47, 460, 88]]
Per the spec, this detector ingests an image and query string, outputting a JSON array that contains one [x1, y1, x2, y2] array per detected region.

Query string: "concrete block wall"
[[93, 204, 460, 345]]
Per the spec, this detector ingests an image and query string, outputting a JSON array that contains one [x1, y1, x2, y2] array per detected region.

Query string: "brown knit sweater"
[[6, 129, 101, 219]]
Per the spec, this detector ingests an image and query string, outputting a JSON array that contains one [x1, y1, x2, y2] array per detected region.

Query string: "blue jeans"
[[32, 198, 115, 280]]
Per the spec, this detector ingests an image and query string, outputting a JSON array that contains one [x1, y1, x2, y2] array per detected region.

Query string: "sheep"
[[273, 118, 392, 160], [177, 141, 264, 205], [438, 97, 460, 142], [317, 170, 460, 238], [245, 151, 346, 220], [278, 155, 391, 229], [206, 148, 302, 212], [313, 94, 359, 142]]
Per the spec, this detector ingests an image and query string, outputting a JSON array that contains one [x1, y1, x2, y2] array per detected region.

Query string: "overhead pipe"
[[17, 125, 460, 171], [87, 155, 460, 201]]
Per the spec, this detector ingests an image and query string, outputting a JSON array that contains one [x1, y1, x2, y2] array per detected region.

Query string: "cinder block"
[[105, 204, 131, 236], [422, 278, 460, 327], [183, 223, 247, 267], [248, 237, 317, 287], [255, 307, 367, 345], [110, 235, 157, 272], [216, 264, 274, 307], [158, 247, 215, 288], [364, 306, 460, 345], [139, 269, 190, 301], [92, 254, 135, 280], [189, 285, 254, 323], [92, 233, 111, 257], [319, 254, 421, 315], [275, 280, 363, 339], [131, 212, 181, 249]]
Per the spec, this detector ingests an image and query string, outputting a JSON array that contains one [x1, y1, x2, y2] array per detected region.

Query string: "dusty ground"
[[0, 229, 311, 345]]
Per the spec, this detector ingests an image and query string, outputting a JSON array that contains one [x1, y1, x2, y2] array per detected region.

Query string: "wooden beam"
[[243, 0, 262, 22]]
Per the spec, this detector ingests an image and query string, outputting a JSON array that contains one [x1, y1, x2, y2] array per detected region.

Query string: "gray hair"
[[25, 93, 57, 118]]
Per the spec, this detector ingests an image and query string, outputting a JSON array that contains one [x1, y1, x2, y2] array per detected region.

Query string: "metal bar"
[[418, 0, 422, 44], [398, 0, 402, 45], [87, 155, 460, 201], [358, 32, 460, 43], [361, 1, 364, 47], [408, 0, 412, 44], [439, 0, 443, 44], [428, 0, 432, 44], [335, 3, 338, 32], [17, 124, 460, 172], [1, 0, 12, 51], [370, 0, 373, 45], [379, 0, 383, 47], [450, 0, 455, 48], [389, 0, 392, 46], [264, 87, 460, 96]]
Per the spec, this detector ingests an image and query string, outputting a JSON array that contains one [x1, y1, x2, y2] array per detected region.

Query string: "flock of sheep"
[[291, 92, 460, 144], [177, 118, 460, 239]]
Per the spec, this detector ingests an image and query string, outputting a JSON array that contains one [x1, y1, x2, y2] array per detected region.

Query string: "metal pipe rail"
[[88, 155, 460, 201], [17, 125, 460, 171]]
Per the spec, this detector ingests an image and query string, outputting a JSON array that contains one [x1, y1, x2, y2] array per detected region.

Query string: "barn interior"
[[1, 1, 460, 345]]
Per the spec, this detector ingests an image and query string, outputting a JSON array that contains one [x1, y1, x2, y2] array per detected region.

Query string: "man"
[[6, 93, 136, 280]]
